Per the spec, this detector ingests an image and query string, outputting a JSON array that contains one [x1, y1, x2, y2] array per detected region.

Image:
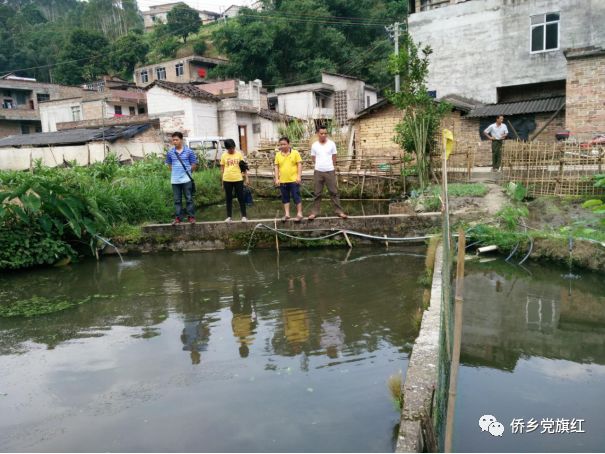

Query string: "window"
[[21, 124, 30, 134], [129, 106, 136, 115], [35, 125, 42, 133], [71, 106, 81, 121], [138, 106, 146, 114], [36, 93, 50, 103], [531, 13, 559, 53], [114, 105, 122, 115], [175, 63, 184, 77], [140, 70, 149, 83], [156, 67, 166, 80], [315, 93, 326, 108]]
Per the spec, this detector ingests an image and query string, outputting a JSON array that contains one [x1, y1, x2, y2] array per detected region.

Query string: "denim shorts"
[[279, 182, 302, 204]]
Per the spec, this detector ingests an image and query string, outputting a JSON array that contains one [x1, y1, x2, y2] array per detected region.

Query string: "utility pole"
[[385, 22, 404, 92], [394, 22, 400, 93]]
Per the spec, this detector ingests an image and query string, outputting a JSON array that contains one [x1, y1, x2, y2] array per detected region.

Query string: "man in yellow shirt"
[[274, 136, 303, 222], [220, 138, 249, 222]]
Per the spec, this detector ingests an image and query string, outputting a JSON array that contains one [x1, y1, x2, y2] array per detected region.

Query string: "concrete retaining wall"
[[396, 244, 444, 452], [0, 142, 164, 171], [107, 213, 442, 254]]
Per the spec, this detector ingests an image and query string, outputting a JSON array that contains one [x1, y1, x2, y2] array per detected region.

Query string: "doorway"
[[238, 125, 248, 154]]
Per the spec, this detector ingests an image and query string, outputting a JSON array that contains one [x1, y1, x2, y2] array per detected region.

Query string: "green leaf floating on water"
[[0, 295, 94, 318]]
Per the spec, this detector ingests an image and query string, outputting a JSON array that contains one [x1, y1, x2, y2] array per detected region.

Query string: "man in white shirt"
[[308, 126, 347, 220], [483, 115, 508, 172]]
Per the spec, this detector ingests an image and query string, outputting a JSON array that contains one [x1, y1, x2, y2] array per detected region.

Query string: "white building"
[[145, 80, 293, 153], [270, 72, 378, 126], [39, 89, 147, 132], [142, 2, 220, 30], [408, 0, 605, 104]]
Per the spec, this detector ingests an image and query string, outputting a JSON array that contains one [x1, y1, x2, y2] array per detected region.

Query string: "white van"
[[185, 136, 227, 163]]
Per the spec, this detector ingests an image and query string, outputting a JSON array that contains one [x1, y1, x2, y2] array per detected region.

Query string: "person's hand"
[[274, 178, 279, 186], [296, 177, 301, 184]]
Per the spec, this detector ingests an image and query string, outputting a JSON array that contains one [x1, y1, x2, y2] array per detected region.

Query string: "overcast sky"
[[137, 0, 253, 13]]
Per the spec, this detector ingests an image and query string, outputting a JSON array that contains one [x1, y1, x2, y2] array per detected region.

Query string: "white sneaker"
[[241, 217, 248, 222], [225, 217, 232, 222]]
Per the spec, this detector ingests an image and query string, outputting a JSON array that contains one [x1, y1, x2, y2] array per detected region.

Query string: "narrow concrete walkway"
[[124, 213, 444, 253]]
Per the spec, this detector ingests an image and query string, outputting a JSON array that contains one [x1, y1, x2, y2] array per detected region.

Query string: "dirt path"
[[450, 183, 507, 218]]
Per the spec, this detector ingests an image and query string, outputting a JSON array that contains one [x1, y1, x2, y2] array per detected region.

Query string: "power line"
[[264, 40, 389, 88]]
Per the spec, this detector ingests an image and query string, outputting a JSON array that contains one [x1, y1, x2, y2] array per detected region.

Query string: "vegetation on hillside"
[[1, 0, 407, 91]]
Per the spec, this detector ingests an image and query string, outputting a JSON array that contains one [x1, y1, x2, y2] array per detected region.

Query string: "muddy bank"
[[531, 237, 605, 272]]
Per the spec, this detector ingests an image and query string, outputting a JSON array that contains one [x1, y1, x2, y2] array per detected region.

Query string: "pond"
[[0, 247, 424, 452], [198, 199, 390, 222], [454, 258, 605, 452]]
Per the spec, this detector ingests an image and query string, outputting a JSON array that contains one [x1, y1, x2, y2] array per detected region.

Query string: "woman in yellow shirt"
[[220, 139, 249, 222], [274, 136, 303, 222]]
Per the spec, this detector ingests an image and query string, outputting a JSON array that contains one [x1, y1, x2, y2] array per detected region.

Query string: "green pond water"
[[0, 247, 425, 452], [454, 258, 605, 452]]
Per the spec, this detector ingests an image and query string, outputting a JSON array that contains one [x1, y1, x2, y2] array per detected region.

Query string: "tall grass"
[[0, 155, 224, 268]]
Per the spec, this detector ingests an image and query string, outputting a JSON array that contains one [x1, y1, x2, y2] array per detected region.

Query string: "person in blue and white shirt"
[[165, 131, 198, 225]]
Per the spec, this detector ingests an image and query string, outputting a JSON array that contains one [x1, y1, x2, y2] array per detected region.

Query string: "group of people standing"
[[166, 126, 348, 225]]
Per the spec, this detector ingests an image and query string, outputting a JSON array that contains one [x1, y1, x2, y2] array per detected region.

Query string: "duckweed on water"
[[0, 295, 95, 318]]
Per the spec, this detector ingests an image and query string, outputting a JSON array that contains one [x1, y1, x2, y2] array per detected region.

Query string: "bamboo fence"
[[502, 141, 605, 196]]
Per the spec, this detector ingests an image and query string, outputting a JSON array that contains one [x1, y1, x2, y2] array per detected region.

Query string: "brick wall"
[[354, 103, 565, 167], [566, 50, 605, 137], [442, 110, 565, 167], [0, 120, 23, 138], [354, 103, 403, 159]]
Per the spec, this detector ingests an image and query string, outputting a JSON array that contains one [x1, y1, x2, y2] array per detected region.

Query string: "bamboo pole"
[[444, 228, 466, 453]]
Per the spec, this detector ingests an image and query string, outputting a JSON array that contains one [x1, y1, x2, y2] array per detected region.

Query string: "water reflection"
[[0, 248, 424, 452], [230, 281, 257, 358], [455, 259, 605, 452]]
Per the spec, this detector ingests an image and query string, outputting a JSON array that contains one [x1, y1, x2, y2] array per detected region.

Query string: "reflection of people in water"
[[320, 316, 345, 359], [180, 319, 211, 365], [230, 282, 257, 358], [283, 274, 310, 354]]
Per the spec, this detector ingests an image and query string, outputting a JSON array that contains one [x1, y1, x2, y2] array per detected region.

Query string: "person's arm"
[[241, 154, 249, 185], [310, 145, 316, 166], [331, 142, 338, 167], [296, 162, 302, 184], [502, 125, 509, 140], [483, 126, 494, 140], [220, 164, 225, 178], [274, 164, 280, 185], [165, 152, 172, 171], [190, 150, 198, 172]]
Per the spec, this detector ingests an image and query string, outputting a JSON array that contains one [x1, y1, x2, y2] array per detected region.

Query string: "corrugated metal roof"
[[0, 124, 151, 147], [466, 96, 565, 118]]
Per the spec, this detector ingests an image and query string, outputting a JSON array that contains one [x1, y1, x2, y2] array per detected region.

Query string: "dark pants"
[[224, 181, 247, 218], [172, 181, 195, 218], [279, 182, 302, 204], [311, 170, 344, 215], [492, 140, 503, 170]]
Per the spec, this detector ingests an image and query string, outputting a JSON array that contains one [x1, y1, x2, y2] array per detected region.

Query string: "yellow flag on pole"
[[443, 128, 454, 160]]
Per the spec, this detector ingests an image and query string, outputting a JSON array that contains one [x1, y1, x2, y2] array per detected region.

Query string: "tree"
[[110, 31, 149, 80], [167, 3, 201, 43], [211, 1, 349, 86], [53, 29, 110, 85], [387, 34, 450, 190]]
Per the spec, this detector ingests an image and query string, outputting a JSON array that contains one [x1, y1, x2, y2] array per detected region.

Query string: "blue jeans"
[[172, 181, 195, 218]]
